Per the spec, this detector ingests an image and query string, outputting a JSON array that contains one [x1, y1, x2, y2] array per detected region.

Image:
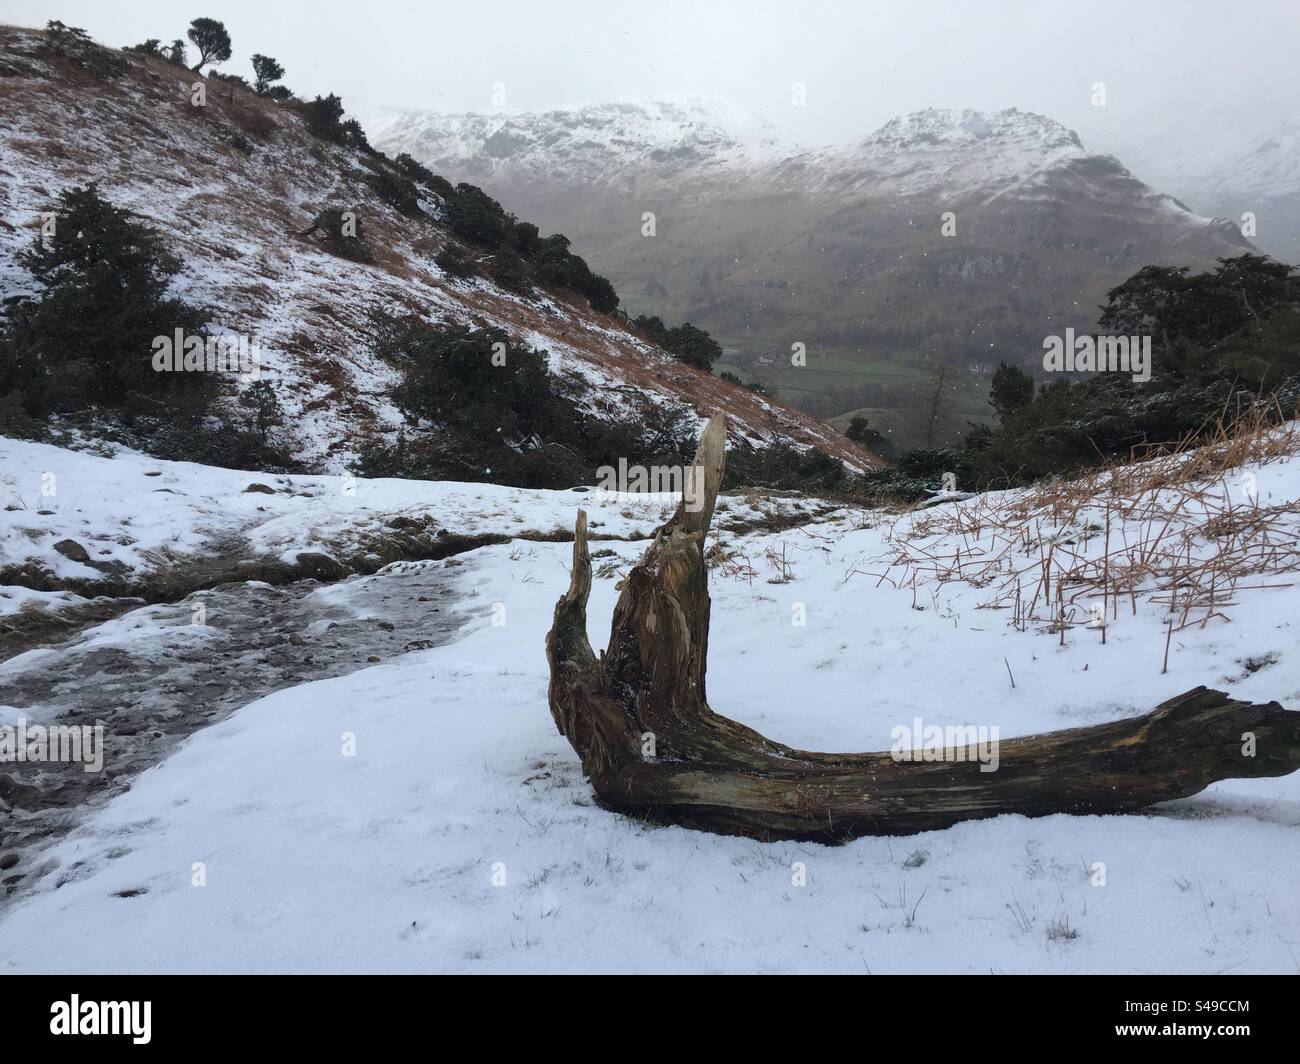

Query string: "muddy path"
[[0, 557, 468, 908]]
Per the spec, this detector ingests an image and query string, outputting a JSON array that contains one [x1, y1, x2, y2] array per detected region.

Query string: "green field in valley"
[[717, 345, 994, 453]]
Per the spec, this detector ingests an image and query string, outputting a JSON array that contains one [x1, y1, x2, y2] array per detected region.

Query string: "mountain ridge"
[[374, 99, 1237, 215], [374, 97, 1253, 448]]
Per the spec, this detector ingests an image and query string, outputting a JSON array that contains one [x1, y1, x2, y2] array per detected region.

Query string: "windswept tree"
[[43, 19, 125, 76], [125, 37, 165, 58], [43, 19, 90, 53], [251, 53, 287, 98], [187, 17, 231, 74]]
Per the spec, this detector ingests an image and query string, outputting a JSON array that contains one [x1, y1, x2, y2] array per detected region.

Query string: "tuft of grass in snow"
[[1046, 914, 1080, 942]]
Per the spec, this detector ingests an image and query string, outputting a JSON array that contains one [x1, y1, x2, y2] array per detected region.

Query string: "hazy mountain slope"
[[0, 29, 880, 472], [377, 102, 1252, 377], [1097, 114, 1300, 265]]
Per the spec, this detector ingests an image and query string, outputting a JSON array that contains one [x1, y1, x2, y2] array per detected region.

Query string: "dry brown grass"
[[706, 538, 757, 583], [851, 410, 1300, 640]]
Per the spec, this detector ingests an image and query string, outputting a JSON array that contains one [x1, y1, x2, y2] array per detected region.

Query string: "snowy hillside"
[[0, 27, 875, 473], [1, 424, 1297, 973]]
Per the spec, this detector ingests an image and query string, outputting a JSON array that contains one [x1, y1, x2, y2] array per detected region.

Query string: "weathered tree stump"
[[546, 414, 1300, 842]]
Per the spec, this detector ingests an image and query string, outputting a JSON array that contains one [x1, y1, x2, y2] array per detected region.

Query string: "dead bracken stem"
[[846, 412, 1300, 642]]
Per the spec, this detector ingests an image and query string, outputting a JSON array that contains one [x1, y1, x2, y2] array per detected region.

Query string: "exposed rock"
[[52, 539, 90, 564], [293, 552, 346, 581], [0, 774, 43, 809]]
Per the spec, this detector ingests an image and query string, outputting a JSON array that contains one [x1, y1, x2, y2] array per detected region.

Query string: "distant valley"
[[374, 102, 1256, 447]]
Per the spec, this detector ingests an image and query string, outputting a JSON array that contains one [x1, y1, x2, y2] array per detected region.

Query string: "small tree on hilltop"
[[125, 38, 166, 58], [300, 94, 347, 142], [251, 53, 285, 96], [44, 20, 91, 53], [44, 20, 125, 77], [187, 17, 232, 74]]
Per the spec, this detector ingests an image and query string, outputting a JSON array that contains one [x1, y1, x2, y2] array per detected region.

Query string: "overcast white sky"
[[4, 0, 1297, 148]]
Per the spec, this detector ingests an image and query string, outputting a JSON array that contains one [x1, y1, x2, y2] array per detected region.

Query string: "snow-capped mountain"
[[374, 102, 1103, 194], [365, 99, 800, 191], [376, 102, 1251, 376], [776, 108, 1089, 199]]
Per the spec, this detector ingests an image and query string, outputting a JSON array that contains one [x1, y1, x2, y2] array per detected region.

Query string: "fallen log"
[[546, 414, 1300, 842]]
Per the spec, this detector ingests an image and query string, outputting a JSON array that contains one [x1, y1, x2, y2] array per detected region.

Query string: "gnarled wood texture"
[[546, 414, 1300, 841]]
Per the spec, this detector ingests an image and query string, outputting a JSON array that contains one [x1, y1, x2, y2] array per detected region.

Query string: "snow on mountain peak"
[[377, 101, 1104, 201], [375, 98, 799, 185], [862, 107, 1084, 153]]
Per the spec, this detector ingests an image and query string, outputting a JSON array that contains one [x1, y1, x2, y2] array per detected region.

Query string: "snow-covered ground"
[[1, 432, 1297, 973], [0, 436, 797, 598]]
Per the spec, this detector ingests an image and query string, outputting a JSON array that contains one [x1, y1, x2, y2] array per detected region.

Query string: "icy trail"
[[0, 560, 464, 906]]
